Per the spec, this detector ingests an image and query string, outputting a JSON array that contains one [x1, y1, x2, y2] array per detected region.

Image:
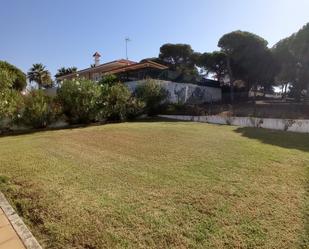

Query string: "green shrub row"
[[0, 77, 168, 130]]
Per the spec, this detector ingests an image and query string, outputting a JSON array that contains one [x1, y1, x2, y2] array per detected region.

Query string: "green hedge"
[[19, 90, 60, 128], [135, 80, 168, 115], [57, 79, 102, 124]]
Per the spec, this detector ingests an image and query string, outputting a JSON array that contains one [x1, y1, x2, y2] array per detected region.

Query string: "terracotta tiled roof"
[[56, 59, 137, 79], [56, 59, 167, 80], [115, 59, 136, 65], [104, 60, 168, 75]]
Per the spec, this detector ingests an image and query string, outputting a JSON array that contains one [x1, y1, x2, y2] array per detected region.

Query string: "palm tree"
[[55, 67, 67, 78], [55, 67, 77, 78], [68, 67, 78, 73], [27, 63, 53, 89]]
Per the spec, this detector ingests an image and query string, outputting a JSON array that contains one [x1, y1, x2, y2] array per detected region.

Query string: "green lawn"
[[0, 121, 308, 249]]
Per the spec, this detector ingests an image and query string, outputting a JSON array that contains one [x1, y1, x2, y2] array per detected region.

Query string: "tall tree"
[[289, 23, 309, 99], [159, 44, 194, 67], [27, 63, 53, 89], [197, 51, 228, 82], [273, 23, 309, 100], [159, 43, 199, 81], [218, 31, 275, 100], [0, 61, 27, 90], [272, 37, 296, 97], [254, 49, 278, 95]]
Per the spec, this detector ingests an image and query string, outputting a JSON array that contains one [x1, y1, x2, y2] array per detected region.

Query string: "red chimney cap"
[[93, 52, 101, 57]]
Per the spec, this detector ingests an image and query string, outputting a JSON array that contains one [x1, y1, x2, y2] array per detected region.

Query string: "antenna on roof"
[[125, 37, 131, 60]]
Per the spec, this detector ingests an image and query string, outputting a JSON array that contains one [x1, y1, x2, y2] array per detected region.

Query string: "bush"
[[0, 68, 14, 90], [18, 90, 59, 129], [98, 74, 118, 87], [0, 70, 14, 120], [0, 70, 23, 128], [101, 83, 144, 121], [0, 61, 27, 90], [0, 90, 23, 129], [3, 90, 23, 117], [135, 80, 168, 115], [57, 79, 101, 124]]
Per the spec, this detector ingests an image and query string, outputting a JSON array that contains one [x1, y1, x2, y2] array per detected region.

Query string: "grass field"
[[0, 121, 308, 249]]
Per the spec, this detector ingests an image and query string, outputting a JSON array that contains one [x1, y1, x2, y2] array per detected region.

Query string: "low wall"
[[125, 80, 222, 104], [158, 115, 309, 133], [43, 88, 57, 97], [0, 120, 70, 134]]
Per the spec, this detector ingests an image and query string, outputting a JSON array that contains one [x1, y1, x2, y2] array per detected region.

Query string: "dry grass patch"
[[0, 121, 308, 249]]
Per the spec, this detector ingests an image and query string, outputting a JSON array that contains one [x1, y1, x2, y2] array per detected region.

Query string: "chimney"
[[93, 52, 101, 67]]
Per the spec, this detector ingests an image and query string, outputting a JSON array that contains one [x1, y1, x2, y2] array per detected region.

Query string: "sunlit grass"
[[0, 121, 308, 249]]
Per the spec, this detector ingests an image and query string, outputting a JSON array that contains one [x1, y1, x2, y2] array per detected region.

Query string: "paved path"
[[0, 193, 42, 249], [0, 207, 26, 249]]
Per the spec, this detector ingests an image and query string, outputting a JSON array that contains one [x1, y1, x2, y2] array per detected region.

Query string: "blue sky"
[[1, 0, 309, 77]]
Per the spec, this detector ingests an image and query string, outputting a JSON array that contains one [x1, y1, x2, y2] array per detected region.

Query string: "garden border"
[[158, 115, 309, 133], [0, 192, 42, 249]]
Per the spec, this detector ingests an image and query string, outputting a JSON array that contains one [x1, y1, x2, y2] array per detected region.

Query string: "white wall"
[[43, 88, 57, 97], [158, 115, 309, 133], [125, 80, 222, 104]]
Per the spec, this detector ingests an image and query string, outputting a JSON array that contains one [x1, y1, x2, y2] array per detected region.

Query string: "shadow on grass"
[[234, 127, 309, 153], [0, 118, 183, 139], [235, 127, 309, 247], [0, 122, 107, 138]]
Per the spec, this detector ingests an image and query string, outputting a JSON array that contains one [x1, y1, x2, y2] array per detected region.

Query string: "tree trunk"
[[281, 84, 284, 99], [226, 57, 234, 103], [252, 83, 257, 102], [252, 82, 257, 116], [284, 83, 288, 100]]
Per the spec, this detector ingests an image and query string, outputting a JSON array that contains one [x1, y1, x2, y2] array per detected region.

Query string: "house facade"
[[56, 52, 168, 82], [126, 80, 222, 104], [55, 52, 222, 104]]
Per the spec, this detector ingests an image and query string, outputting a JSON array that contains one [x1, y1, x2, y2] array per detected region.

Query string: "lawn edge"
[[0, 192, 42, 249]]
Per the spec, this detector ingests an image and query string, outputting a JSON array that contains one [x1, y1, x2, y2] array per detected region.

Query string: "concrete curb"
[[0, 192, 42, 249], [158, 115, 309, 133]]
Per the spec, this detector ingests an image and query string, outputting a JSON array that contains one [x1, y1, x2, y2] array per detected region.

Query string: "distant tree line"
[[28, 23, 309, 103], [1, 22, 309, 104], [146, 23, 309, 102]]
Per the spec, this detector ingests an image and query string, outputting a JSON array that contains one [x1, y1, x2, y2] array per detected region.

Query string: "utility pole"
[[125, 37, 131, 60]]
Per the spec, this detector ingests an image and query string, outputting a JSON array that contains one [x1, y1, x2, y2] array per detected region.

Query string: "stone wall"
[[125, 80, 222, 104], [158, 115, 309, 133]]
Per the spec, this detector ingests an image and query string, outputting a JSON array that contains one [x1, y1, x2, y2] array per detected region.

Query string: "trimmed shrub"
[[134, 80, 168, 115], [101, 83, 144, 121], [19, 90, 59, 129], [57, 79, 101, 124]]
